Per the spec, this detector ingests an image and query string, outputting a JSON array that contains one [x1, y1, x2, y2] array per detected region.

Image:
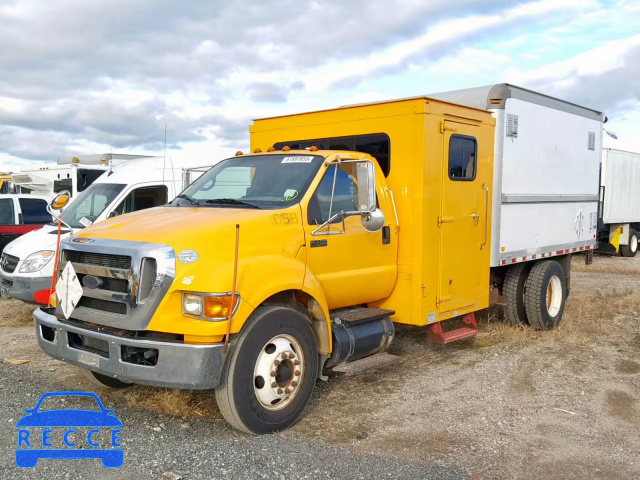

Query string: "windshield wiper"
[[175, 194, 199, 206], [204, 198, 260, 209]]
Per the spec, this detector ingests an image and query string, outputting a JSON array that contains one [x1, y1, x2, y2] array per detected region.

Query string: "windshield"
[[61, 183, 126, 228], [173, 154, 324, 209]]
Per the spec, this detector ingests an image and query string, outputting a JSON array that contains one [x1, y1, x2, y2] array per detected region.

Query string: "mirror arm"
[[46, 204, 73, 232]]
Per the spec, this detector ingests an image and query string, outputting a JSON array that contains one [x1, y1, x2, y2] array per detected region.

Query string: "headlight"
[[182, 293, 239, 320], [18, 251, 55, 273], [183, 294, 203, 316]]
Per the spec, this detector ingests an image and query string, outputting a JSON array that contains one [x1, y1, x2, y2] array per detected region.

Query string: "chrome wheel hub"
[[254, 334, 304, 411]]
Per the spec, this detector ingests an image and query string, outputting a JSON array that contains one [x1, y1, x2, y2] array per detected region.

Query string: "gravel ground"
[[1, 253, 639, 479]]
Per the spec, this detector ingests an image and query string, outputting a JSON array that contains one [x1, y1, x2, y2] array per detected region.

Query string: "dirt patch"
[[606, 390, 639, 422], [0, 298, 36, 327], [616, 359, 640, 374]]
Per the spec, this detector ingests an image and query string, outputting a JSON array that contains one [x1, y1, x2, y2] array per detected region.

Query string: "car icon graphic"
[[15, 391, 123, 468]]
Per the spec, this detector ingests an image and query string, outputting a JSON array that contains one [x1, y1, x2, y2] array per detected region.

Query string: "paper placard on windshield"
[[282, 156, 314, 164], [78, 217, 93, 227]]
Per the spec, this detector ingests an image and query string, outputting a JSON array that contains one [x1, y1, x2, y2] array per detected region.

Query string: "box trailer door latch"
[[438, 215, 455, 226], [440, 121, 458, 134]]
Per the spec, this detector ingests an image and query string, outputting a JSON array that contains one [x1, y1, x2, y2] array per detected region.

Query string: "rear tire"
[[524, 260, 566, 330], [502, 263, 531, 326], [82, 369, 132, 389], [620, 229, 638, 258], [215, 305, 318, 434]]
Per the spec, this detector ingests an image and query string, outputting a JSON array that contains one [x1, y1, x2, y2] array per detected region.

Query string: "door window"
[[0, 198, 14, 225], [18, 198, 50, 224], [112, 185, 168, 216], [449, 135, 477, 181], [307, 164, 359, 225]]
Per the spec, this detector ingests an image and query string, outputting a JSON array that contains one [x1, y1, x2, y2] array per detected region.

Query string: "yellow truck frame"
[[33, 96, 575, 434]]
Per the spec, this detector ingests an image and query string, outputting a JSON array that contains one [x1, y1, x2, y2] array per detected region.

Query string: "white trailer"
[[599, 148, 640, 257], [430, 83, 604, 326]]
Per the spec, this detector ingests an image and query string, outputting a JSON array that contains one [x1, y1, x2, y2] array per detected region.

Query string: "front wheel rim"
[[253, 334, 304, 411], [546, 275, 563, 317]]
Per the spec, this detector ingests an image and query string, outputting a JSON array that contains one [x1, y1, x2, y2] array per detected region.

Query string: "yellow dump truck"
[[34, 87, 603, 433]]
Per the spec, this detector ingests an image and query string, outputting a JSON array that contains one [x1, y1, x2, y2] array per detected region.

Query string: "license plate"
[[78, 351, 100, 368], [0, 286, 8, 299]]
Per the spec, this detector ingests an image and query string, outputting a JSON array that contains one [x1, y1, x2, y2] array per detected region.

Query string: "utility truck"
[[1, 157, 191, 304], [597, 148, 640, 257], [33, 85, 603, 434]]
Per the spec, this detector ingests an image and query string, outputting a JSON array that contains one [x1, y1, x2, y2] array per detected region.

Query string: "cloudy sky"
[[0, 0, 638, 171]]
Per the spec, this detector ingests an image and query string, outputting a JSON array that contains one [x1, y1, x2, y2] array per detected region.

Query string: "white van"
[[0, 157, 194, 304]]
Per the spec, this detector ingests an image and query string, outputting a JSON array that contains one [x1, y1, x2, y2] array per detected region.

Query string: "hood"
[[73, 206, 305, 270], [3, 225, 64, 259]]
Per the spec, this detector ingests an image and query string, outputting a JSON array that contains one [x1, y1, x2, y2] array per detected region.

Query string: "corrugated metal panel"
[[602, 149, 640, 223], [428, 85, 495, 110]]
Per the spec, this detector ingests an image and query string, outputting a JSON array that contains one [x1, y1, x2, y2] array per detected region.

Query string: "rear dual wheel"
[[215, 305, 318, 434], [502, 260, 567, 330]]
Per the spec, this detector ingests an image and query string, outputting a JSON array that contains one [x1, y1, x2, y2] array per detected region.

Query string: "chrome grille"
[[57, 238, 175, 331], [65, 251, 131, 269], [0, 253, 19, 274]]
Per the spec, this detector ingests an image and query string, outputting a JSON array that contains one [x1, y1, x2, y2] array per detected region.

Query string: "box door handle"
[[481, 183, 489, 249]]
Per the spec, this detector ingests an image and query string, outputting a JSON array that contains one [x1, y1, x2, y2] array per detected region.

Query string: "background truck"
[[0, 194, 53, 256], [597, 148, 640, 257], [10, 153, 149, 198], [0, 156, 194, 304], [32, 86, 603, 434]]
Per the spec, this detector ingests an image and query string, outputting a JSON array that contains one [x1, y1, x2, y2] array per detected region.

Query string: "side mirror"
[[356, 162, 376, 212], [361, 208, 385, 232], [50, 191, 70, 211]]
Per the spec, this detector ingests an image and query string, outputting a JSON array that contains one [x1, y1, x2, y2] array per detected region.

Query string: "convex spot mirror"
[[50, 191, 70, 210], [355, 162, 385, 232]]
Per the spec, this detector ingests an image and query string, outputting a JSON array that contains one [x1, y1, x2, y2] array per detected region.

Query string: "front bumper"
[[0, 272, 51, 304], [33, 307, 226, 389]]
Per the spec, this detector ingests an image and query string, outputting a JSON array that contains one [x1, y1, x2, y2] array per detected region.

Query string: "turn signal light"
[[204, 295, 239, 319]]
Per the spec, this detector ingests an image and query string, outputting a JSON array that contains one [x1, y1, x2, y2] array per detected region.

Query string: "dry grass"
[[124, 387, 221, 419], [0, 299, 36, 327], [477, 286, 640, 349], [571, 254, 640, 275]]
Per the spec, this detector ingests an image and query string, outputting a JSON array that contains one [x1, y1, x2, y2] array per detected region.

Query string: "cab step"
[[331, 352, 399, 374], [331, 307, 395, 325], [426, 313, 477, 344]]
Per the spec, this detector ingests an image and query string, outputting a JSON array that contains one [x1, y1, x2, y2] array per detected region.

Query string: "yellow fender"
[[611, 226, 622, 253], [236, 255, 332, 354]]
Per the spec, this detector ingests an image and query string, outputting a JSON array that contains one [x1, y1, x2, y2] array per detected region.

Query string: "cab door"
[[303, 160, 398, 310], [437, 121, 491, 314]]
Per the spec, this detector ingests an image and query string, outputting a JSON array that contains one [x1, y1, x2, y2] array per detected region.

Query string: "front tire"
[[620, 229, 638, 258], [215, 305, 318, 434], [524, 260, 567, 330]]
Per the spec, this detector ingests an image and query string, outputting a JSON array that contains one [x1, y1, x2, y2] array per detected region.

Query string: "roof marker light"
[[267, 147, 276, 152], [235, 151, 244, 156], [282, 146, 291, 152], [309, 146, 319, 151], [253, 148, 262, 153]]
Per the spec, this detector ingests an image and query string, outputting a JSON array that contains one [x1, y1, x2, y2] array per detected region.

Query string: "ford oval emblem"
[[177, 250, 199, 264]]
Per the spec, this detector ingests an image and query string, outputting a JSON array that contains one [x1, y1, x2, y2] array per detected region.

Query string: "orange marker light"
[[282, 146, 291, 151], [267, 147, 276, 152], [309, 146, 318, 151], [235, 151, 244, 156], [253, 148, 262, 153], [204, 295, 238, 319]]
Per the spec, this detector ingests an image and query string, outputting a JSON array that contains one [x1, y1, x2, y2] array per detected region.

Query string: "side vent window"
[[506, 114, 518, 138], [588, 132, 596, 150]]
